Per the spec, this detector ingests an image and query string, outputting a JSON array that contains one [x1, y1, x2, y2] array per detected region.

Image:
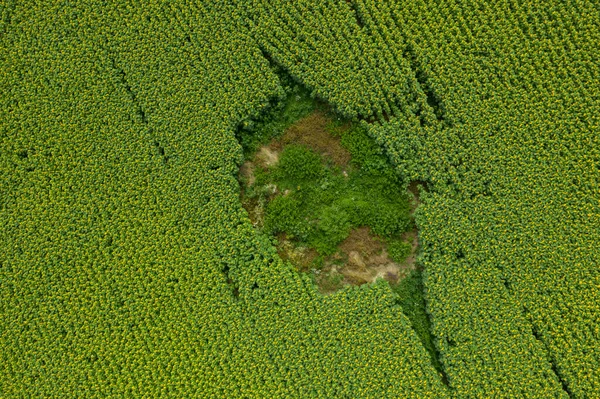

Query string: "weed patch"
[[241, 107, 421, 294], [237, 69, 422, 295]]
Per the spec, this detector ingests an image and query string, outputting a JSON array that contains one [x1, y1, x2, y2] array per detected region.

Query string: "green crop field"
[[1, 1, 598, 398]]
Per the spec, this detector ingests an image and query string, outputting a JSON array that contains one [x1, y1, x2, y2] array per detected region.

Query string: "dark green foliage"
[[394, 270, 444, 376], [340, 125, 383, 169], [264, 195, 312, 240], [387, 239, 412, 264], [367, 202, 410, 237], [259, 135, 412, 258], [310, 205, 352, 255], [273, 145, 325, 185]]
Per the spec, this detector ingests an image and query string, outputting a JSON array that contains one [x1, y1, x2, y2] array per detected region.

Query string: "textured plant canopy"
[[1, 0, 598, 398]]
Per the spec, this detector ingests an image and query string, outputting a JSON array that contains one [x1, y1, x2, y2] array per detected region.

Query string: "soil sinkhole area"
[[237, 93, 423, 295]]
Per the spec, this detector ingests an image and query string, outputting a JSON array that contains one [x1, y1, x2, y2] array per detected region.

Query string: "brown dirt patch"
[[240, 110, 352, 191], [270, 111, 352, 168], [255, 146, 279, 168], [338, 226, 384, 257], [240, 110, 353, 229], [239, 161, 256, 186], [241, 196, 263, 227], [314, 227, 417, 295], [276, 233, 320, 272]]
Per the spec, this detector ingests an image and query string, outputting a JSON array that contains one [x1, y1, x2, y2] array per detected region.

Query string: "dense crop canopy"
[[1, 0, 598, 397], [0, 1, 447, 397]]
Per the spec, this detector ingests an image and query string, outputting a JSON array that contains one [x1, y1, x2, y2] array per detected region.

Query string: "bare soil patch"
[[255, 146, 279, 168], [314, 227, 417, 295], [241, 196, 261, 227], [270, 111, 352, 168], [240, 110, 353, 231], [276, 233, 320, 272], [239, 161, 256, 186]]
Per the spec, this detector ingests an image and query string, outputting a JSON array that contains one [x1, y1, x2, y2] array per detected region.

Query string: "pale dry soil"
[[239, 110, 422, 294]]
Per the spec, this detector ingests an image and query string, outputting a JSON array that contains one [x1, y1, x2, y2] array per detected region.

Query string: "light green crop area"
[[1, 0, 598, 398]]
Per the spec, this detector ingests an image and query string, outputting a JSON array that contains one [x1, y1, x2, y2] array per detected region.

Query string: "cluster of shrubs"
[[255, 125, 412, 258]]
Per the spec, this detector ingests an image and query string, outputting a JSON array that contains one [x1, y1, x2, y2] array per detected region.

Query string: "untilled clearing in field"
[[239, 109, 421, 294]]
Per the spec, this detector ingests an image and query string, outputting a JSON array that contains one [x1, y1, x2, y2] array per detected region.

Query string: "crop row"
[[361, 0, 600, 397]]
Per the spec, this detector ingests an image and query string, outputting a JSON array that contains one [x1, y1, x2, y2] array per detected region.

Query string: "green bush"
[[341, 125, 381, 167], [370, 202, 411, 237], [338, 196, 373, 227], [264, 195, 312, 240], [310, 205, 352, 255], [388, 239, 413, 264], [274, 145, 325, 185]]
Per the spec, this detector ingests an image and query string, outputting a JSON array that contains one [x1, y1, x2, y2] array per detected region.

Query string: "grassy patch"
[[237, 69, 419, 296], [273, 145, 326, 186], [245, 117, 414, 265], [260, 126, 411, 256]]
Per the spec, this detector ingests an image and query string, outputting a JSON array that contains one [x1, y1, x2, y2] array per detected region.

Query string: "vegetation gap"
[[222, 263, 240, 299], [236, 65, 449, 377], [523, 306, 573, 397], [109, 55, 171, 164], [393, 268, 449, 385], [345, 0, 365, 29], [110, 57, 148, 125], [236, 66, 417, 292], [402, 44, 446, 126]]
